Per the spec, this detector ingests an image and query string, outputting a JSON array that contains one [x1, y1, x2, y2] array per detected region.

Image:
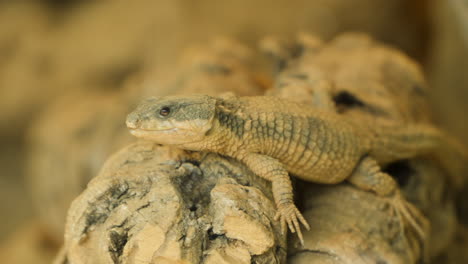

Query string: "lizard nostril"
[[126, 114, 139, 129]]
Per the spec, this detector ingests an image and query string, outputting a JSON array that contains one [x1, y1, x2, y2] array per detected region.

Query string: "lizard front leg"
[[348, 156, 429, 244], [241, 153, 310, 244]]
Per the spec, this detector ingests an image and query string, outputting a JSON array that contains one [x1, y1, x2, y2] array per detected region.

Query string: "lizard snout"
[[126, 112, 140, 129]]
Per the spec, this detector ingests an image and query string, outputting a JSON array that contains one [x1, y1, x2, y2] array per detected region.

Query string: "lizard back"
[[215, 96, 367, 184]]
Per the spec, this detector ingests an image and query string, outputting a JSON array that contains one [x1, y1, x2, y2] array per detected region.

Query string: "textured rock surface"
[[56, 142, 286, 264]]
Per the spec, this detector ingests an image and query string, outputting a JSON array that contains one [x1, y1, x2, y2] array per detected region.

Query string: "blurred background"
[[0, 0, 467, 263]]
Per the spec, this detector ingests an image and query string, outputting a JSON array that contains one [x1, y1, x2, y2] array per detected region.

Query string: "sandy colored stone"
[[56, 142, 286, 263], [291, 185, 419, 264], [288, 155, 453, 264], [211, 184, 276, 255], [204, 243, 252, 264]]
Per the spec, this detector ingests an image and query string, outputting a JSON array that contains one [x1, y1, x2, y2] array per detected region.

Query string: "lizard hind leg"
[[347, 156, 429, 244]]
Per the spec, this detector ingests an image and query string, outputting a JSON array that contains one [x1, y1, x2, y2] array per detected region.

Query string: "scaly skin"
[[126, 94, 447, 244]]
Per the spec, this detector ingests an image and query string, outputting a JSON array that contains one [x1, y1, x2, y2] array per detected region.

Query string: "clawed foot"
[[386, 190, 429, 242], [274, 202, 310, 245]]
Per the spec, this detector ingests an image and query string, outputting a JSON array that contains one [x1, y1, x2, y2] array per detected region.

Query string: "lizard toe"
[[276, 203, 310, 244], [386, 191, 429, 243]]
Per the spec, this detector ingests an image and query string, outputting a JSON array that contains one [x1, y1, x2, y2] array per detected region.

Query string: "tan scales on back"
[[210, 96, 364, 183]]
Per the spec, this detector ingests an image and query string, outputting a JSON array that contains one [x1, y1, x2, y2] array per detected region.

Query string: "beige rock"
[[56, 142, 286, 263]]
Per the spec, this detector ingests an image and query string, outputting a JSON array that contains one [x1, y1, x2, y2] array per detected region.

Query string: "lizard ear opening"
[[177, 95, 217, 135]]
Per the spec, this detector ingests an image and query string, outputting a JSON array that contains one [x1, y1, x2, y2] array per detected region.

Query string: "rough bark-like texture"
[[55, 142, 286, 264], [287, 158, 454, 264]]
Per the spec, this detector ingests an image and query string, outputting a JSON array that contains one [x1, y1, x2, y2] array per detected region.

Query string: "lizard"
[[125, 94, 460, 244]]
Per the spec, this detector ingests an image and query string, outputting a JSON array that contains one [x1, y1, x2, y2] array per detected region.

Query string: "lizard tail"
[[370, 124, 468, 189]]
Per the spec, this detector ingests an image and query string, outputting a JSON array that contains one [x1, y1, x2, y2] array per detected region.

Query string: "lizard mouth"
[[129, 127, 179, 136], [128, 127, 206, 146]]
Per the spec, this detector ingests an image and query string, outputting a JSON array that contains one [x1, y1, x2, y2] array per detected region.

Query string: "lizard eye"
[[159, 106, 171, 117]]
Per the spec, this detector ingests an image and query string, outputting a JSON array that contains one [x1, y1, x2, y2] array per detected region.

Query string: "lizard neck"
[[177, 98, 243, 154], [175, 128, 224, 153]]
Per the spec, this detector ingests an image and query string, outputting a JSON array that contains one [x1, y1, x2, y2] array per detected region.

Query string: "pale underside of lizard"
[[126, 94, 447, 244]]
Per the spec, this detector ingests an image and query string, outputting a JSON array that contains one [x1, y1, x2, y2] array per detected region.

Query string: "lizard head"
[[126, 95, 217, 145]]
